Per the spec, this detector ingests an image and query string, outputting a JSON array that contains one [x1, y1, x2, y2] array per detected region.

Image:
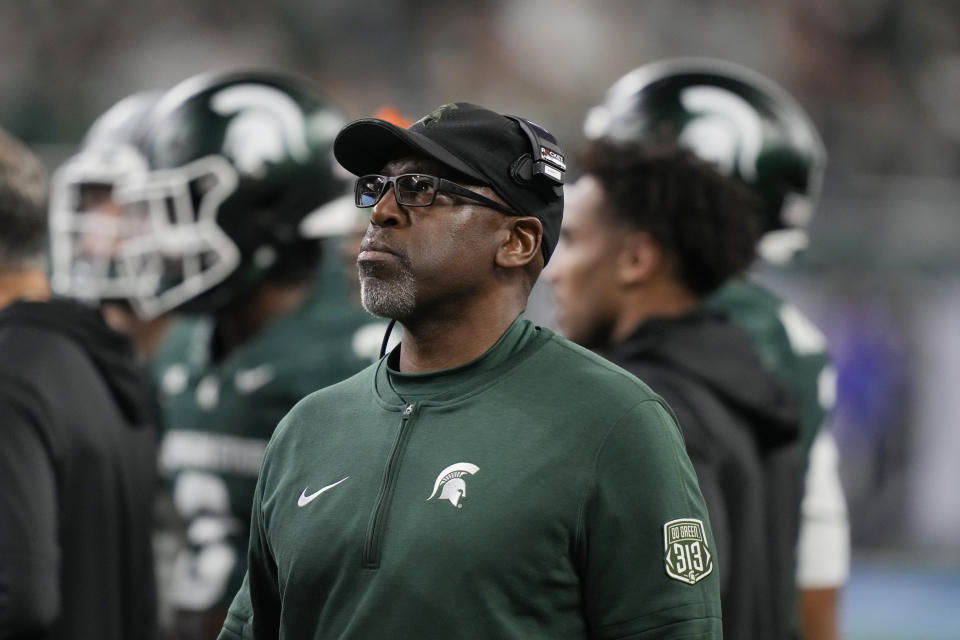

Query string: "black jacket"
[[599, 309, 803, 640], [0, 299, 157, 640]]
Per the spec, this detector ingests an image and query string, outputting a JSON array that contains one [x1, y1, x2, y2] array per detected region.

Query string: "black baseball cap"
[[333, 102, 565, 263]]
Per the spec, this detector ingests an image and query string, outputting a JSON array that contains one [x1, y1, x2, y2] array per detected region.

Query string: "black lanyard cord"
[[379, 318, 397, 359]]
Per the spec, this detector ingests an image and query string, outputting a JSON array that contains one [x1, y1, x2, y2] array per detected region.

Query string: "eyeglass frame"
[[354, 173, 518, 216]]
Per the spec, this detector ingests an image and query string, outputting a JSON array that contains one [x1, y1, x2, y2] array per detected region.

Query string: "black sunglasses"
[[355, 174, 516, 215]]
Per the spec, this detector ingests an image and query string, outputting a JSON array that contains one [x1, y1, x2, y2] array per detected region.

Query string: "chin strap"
[[379, 319, 397, 359]]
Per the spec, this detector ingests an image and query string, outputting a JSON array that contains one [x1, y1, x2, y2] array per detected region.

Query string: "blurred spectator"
[[3, 1, 959, 179], [0, 127, 157, 639]]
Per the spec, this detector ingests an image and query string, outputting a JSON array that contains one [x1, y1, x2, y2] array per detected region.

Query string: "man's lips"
[[357, 249, 396, 263], [357, 241, 401, 263]]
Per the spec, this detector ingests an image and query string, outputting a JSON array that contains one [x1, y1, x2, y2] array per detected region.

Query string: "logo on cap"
[[416, 103, 459, 127], [539, 146, 566, 171]]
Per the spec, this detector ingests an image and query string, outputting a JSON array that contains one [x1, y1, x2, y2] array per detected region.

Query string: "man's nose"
[[369, 187, 406, 228]]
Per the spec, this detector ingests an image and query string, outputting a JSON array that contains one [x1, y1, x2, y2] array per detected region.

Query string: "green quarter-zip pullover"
[[220, 317, 722, 639]]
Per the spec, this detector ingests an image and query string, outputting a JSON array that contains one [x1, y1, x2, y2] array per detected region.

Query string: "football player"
[[58, 70, 376, 639], [583, 58, 849, 640]]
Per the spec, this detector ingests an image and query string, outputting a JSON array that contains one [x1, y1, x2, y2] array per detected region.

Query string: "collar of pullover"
[[374, 315, 546, 407]]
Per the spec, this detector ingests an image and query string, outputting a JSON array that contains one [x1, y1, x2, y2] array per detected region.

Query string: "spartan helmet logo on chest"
[[427, 462, 479, 508]]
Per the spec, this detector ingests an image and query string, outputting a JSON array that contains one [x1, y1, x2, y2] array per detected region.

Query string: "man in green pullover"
[[219, 103, 722, 639]]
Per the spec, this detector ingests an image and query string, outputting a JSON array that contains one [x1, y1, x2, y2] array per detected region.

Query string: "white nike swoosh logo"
[[297, 476, 349, 507], [234, 365, 275, 394]]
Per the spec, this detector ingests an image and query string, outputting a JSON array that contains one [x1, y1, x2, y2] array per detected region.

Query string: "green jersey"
[[708, 278, 834, 456], [153, 291, 375, 613], [220, 318, 722, 639]]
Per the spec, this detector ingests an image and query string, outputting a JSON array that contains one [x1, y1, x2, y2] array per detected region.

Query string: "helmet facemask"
[[49, 145, 152, 303], [114, 155, 241, 319]]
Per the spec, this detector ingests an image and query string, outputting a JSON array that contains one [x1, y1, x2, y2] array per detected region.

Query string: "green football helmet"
[[584, 58, 826, 264], [115, 70, 350, 317]]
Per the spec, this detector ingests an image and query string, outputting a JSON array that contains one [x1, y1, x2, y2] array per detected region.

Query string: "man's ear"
[[617, 230, 662, 286], [495, 216, 542, 269]]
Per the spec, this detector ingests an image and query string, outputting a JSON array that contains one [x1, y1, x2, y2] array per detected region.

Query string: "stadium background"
[[2, 1, 958, 637]]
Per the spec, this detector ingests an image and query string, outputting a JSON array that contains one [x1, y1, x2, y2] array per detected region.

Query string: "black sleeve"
[[649, 370, 770, 635], [0, 382, 61, 635]]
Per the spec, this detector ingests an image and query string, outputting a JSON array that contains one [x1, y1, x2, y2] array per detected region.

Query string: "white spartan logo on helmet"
[[210, 84, 311, 178], [427, 462, 479, 508]]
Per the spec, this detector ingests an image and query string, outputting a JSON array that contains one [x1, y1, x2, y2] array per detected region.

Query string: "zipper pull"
[[403, 403, 415, 417]]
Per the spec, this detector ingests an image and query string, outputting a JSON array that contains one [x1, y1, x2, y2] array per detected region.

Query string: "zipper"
[[362, 403, 416, 568]]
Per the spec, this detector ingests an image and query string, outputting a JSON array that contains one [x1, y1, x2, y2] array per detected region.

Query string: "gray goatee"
[[359, 261, 417, 319]]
